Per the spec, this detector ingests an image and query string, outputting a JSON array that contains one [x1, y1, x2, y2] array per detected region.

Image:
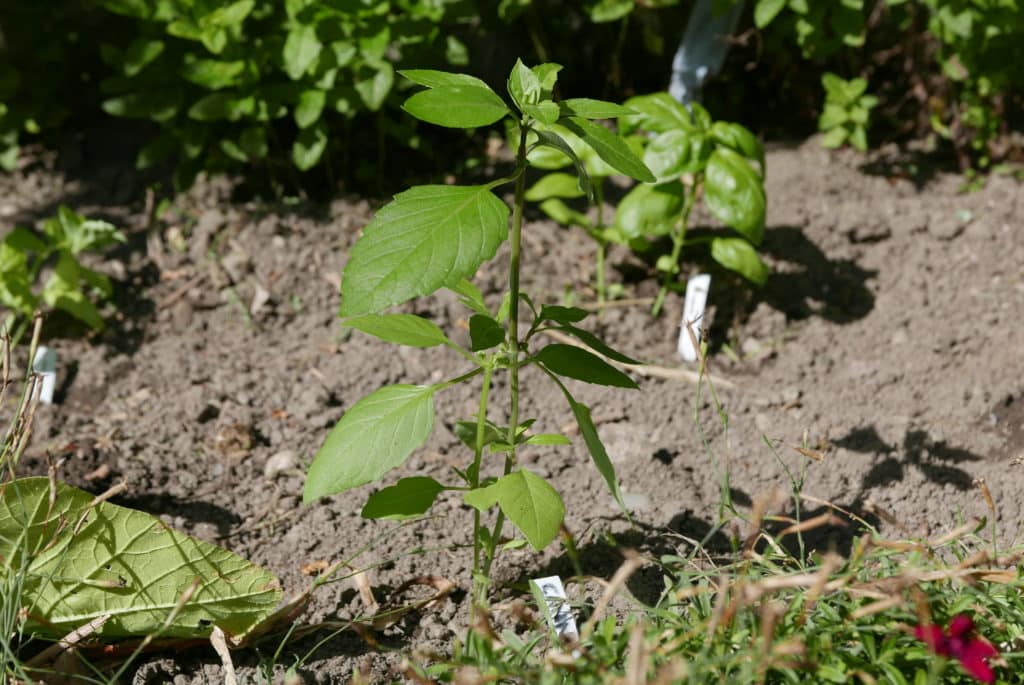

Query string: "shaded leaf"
[[283, 25, 322, 80], [568, 398, 625, 510], [616, 182, 684, 239], [559, 98, 634, 119], [469, 314, 505, 351], [525, 172, 585, 201], [535, 344, 638, 389], [710, 237, 770, 285], [292, 120, 327, 171], [361, 477, 446, 520]]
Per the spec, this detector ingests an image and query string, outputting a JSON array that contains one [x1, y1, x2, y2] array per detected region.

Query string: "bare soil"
[[3, 138, 1023, 683]]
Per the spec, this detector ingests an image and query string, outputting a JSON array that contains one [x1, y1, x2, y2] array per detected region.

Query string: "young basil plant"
[[617, 93, 768, 316], [303, 60, 653, 603]]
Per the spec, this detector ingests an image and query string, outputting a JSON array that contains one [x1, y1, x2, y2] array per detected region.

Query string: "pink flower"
[[914, 614, 999, 683]]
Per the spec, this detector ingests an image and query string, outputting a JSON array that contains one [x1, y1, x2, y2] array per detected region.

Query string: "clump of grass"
[[414, 502, 1021, 683]]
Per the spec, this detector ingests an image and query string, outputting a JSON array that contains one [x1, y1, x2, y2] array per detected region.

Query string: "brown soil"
[[3, 138, 1023, 683]]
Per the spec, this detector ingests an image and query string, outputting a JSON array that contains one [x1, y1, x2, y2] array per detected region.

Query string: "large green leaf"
[[704, 148, 766, 245], [304, 384, 437, 501], [339, 185, 509, 316], [710, 237, 770, 285], [621, 92, 693, 134], [402, 86, 509, 128], [643, 129, 712, 181], [535, 344, 638, 389], [345, 313, 449, 348], [710, 122, 764, 175], [361, 477, 445, 520], [616, 182, 684, 239], [561, 117, 655, 182], [463, 469, 564, 550], [0, 477, 281, 638]]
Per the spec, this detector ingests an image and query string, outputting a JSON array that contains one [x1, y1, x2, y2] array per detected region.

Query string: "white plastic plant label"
[[32, 346, 57, 405], [530, 575, 579, 641], [678, 274, 711, 362]]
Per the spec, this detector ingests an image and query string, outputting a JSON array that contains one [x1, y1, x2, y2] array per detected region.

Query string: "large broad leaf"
[[710, 122, 765, 176], [304, 384, 437, 501], [345, 313, 449, 348], [463, 469, 564, 550], [361, 477, 445, 520], [621, 92, 693, 134], [704, 148, 766, 245], [616, 182, 684, 239], [0, 477, 281, 638], [710, 237, 770, 286], [561, 117, 655, 182], [339, 185, 509, 316], [568, 398, 625, 511], [535, 344, 638, 389], [643, 129, 712, 181], [402, 86, 509, 128]]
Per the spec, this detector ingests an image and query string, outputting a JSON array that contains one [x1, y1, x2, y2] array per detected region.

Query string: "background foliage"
[[0, 0, 1020, 189]]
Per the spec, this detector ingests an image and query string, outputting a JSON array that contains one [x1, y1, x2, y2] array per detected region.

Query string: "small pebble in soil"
[[264, 449, 298, 480]]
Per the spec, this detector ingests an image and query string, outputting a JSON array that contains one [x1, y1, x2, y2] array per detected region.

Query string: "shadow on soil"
[[756, 225, 877, 324], [836, 425, 986, 492]]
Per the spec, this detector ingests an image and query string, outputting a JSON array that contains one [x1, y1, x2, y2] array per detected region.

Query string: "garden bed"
[[5, 138, 1023, 682]]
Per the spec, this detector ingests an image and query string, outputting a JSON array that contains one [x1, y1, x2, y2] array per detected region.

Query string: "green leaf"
[[239, 126, 268, 159], [710, 122, 765, 175], [559, 98, 635, 119], [292, 121, 327, 171], [754, 0, 787, 27], [0, 477, 281, 638], [41, 254, 102, 329], [561, 117, 655, 182], [849, 126, 868, 152], [538, 198, 589, 227], [449, 278, 490, 316], [704, 148, 766, 245], [523, 433, 571, 446], [304, 384, 437, 501], [643, 129, 711, 181], [587, 0, 635, 22], [454, 419, 504, 451], [555, 324, 639, 364], [538, 305, 588, 324], [710, 237, 770, 285], [294, 89, 326, 128], [621, 92, 693, 134], [567, 398, 625, 510], [340, 185, 509, 316], [123, 38, 164, 77], [616, 182, 684, 239], [355, 62, 393, 112], [464, 469, 564, 550], [531, 63, 562, 97], [188, 92, 253, 121], [4, 227, 48, 254], [402, 86, 509, 129], [283, 25, 322, 80], [508, 58, 541, 109], [399, 69, 489, 89], [469, 314, 505, 351], [361, 477, 445, 520], [535, 344, 638, 389], [206, 0, 254, 27], [102, 91, 182, 121], [345, 313, 449, 348], [522, 101, 560, 125], [531, 129, 593, 198], [180, 58, 246, 90], [820, 126, 849, 149], [525, 172, 586, 201], [818, 103, 849, 130]]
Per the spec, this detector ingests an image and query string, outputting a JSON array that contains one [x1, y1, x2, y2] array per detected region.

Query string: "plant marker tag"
[[678, 274, 711, 362], [531, 575, 578, 642], [32, 346, 57, 405]]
